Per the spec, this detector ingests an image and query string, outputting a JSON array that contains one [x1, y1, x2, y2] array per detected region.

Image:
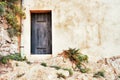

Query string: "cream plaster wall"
[[21, 0, 120, 61]]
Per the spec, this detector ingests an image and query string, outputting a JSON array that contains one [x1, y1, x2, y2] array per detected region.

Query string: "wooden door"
[[31, 12, 52, 54]]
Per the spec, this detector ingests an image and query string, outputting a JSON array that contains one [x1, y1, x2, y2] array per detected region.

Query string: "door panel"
[[31, 12, 52, 54]]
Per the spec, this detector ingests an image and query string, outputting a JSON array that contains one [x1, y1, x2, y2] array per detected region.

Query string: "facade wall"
[[21, 0, 120, 61]]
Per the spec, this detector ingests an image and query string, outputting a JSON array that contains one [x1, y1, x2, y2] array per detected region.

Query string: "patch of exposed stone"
[[0, 23, 18, 56], [0, 55, 120, 80], [97, 56, 120, 76], [0, 61, 13, 75]]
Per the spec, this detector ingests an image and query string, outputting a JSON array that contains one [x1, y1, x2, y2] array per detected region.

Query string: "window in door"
[[31, 10, 52, 54]]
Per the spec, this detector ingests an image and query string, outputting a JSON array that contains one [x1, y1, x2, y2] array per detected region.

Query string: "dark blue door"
[[31, 12, 52, 54]]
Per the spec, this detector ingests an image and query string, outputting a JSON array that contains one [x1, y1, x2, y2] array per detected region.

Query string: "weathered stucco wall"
[[22, 0, 120, 60]]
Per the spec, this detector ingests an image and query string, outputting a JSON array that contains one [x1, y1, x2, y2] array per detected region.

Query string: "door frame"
[[31, 10, 52, 55]]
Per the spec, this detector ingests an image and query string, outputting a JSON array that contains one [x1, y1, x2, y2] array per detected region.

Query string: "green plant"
[[93, 70, 105, 78], [26, 61, 32, 65], [80, 68, 90, 73], [62, 68, 73, 76], [0, 0, 25, 37], [41, 62, 47, 67], [0, 2, 6, 16], [67, 48, 79, 62], [57, 73, 66, 79], [65, 48, 88, 63], [77, 54, 88, 62], [0, 56, 8, 64], [76, 63, 90, 73], [68, 48, 79, 55], [0, 53, 26, 64], [17, 73, 25, 78], [118, 76, 120, 78], [60, 48, 89, 73], [40, 62, 73, 77], [16, 62, 19, 66], [50, 65, 61, 70]]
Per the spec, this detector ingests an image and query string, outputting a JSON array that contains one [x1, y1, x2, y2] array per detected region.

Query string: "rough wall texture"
[[0, 56, 120, 80], [22, 0, 120, 60], [0, 22, 18, 56]]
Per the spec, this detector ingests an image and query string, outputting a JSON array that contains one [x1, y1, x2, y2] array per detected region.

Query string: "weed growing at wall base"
[[59, 48, 89, 73], [0, 53, 26, 64]]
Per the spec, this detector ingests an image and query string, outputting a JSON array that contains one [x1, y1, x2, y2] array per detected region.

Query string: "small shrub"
[[57, 73, 66, 79], [67, 48, 80, 62], [41, 62, 47, 67], [60, 48, 89, 73], [93, 70, 105, 78], [60, 48, 89, 65]]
